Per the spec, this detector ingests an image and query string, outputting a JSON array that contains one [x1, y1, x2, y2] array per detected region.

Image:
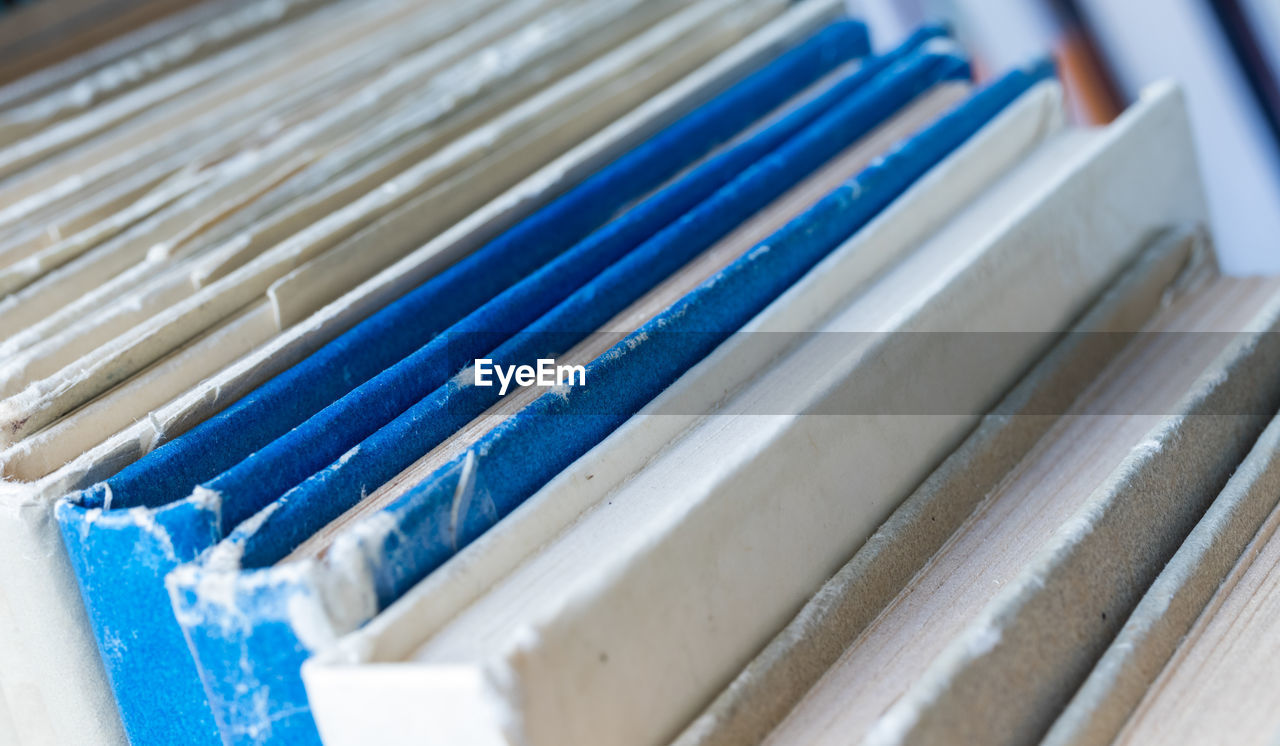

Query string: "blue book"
[[168, 57, 1051, 746], [53, 22, 871, 746], [181, 32, 957, 596]]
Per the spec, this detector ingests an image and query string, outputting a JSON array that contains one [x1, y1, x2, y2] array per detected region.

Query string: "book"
[[1046, 378, 1280, 746], [296, 77, 972, 549], [840, 275, 1280, 746], [0, 0, 211, 91], [49, 9, 863, 745], [0, 0, 769, 446], [153, 24, 932, 573], [0, 0, 792, 481], [675, 224, 1210, 746]]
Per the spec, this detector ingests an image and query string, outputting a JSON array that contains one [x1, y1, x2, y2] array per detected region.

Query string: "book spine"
[[0, 496, 128, 745], [56, 495, 224, 745], [873, 300, 1280, 745], [1043, 411, 1280, 746], [671, 227, 1201, 746]]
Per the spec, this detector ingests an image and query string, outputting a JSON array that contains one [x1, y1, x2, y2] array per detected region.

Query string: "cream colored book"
[[1045, 413, 1280, 746], [0, 0, 713, 437], [294, 76, 1061, 738], [0, 0, 378, 190], [0, 0, 664, 332], [671, 222, 1197, 746], [0, 0, 326, 118], [0, 0, 512, 305], [669, 212, 1280, 746], [0, 0, 475, 246], [1098, 431, 1280, 746], [0, 0, 771, 484], [751, 274, 1280, 746], [0, 4, 820, 743], [295, 80, 1205, 746]]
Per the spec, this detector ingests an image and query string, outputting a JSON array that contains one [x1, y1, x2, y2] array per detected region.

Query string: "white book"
[[670, 230, 1280, 746], [757, 263, 1280, 746], [1046, 378, 1280, 746], [1074, 0, 1280, 275], [0, 0, 782, 485], [670, 224, 1211, 746], [0, 0, 767, 447], [298, 78, 1167, 746]]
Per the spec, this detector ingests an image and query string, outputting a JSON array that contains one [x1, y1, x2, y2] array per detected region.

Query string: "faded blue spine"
[[227, 37, 960, 569]]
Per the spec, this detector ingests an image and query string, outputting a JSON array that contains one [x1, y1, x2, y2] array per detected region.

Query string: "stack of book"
[[0, 1, 1276, 744]]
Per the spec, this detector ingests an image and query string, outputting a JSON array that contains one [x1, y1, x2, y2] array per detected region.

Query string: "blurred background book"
[[0, 0, 202, 86], [849, 0, 1280, 275], [1, 0, 1277, 273]]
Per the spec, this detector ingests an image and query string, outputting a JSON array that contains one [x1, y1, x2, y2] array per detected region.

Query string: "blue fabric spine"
[[168, 60, 1054, 746], [213, 33, 958, 567], [53, 24, 870, 746], [81, 20, 872, 515]]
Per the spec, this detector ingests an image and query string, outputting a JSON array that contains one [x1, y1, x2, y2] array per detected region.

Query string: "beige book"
[[0, 0, 337, 113], [300, 82, 1064, 746], [0, 0, 477, 276], [0, 0, 615, 338], [0, 0, 651, 417], [0, 0, 209, 91], [853, 274, 1280, 746], [3, 12, 864, 489], [0, 0, 358, 186], [1110, 441, 1280, 746], [0, 0, 779, 474], [0, 0, 768, 447], [730, 247, 1280, 745], [0, 0, 352, 142], [1045, 416, 1280, 746], [0, 0, 470, 242], [673, 224, 1205, 746]]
